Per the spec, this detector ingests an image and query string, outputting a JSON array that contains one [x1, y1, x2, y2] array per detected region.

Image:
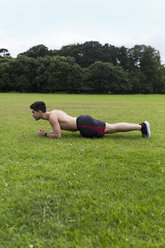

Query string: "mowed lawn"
[[0, 93, 165, 248]]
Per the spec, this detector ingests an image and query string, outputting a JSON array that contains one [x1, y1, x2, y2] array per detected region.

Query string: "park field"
[[0, 93, 165, 248]]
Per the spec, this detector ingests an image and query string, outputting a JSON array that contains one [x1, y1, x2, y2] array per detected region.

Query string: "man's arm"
[[38, 116, 62, 138]]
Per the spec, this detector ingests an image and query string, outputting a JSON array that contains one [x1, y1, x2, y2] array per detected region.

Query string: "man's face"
[[32, 110, 41, 121]]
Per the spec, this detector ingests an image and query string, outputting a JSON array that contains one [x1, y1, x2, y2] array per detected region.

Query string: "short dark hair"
[[30, 101, 46, 112]]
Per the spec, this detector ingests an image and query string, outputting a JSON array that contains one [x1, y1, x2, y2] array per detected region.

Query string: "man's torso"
[[49, 110, 77, 131]]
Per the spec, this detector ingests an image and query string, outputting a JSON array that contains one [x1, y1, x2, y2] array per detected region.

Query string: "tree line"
[[0, 41, 165, 94]]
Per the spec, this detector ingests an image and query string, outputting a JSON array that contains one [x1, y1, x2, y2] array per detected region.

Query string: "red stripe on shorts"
[[77, 125, 105, 134]]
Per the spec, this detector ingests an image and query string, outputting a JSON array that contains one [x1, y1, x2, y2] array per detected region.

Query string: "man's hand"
[[38, 129, 46, 136]]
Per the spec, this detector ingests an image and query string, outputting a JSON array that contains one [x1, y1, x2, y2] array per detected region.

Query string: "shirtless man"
[[30, 101, 151, 138]]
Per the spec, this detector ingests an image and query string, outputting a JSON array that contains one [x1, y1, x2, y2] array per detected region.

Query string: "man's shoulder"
[[49, 110, 59, 116], [49, 110, 65, 120], [48, 111, 58, 122]]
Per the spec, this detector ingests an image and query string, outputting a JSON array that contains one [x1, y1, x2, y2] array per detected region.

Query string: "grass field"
[[0, 93, 165, 248]]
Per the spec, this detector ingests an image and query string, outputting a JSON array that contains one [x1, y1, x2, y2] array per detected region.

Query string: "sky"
[[1, 0, 165, 63]]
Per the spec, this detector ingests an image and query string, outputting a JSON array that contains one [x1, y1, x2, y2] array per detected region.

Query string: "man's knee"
[[105, 123, 115, 134]]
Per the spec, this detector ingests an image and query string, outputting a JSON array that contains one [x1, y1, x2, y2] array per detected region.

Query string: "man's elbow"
[[52, 133, 61, 138]]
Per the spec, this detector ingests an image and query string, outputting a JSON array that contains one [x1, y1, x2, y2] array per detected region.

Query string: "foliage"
[[18, 44, 49, 58], [0, 42, 165, 93], [57, 41, 119, 68], [47, 56, 83, 93], [0, 48, 10, 58], [128, 45, 163, 93], [87, 61, 131, 94]]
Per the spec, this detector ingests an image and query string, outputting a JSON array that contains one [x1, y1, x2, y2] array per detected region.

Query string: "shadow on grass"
[[104, 134, 142, 140], [28, 131, 142, 141], [61, 132, 141, 140]]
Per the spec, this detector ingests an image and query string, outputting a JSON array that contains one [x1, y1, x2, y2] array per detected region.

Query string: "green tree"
[[0, 60, 13, 91], [102, 43, 119, 66], [0, 48, 10, 58], [47, 56, 83, 93], [159, 65, 165, 93], [57, 41, 119, 68], [18, 44, 49, 58], [88, 61, 131, 94], [8, 56, 38, 92], [35, 56, 51, 92], [128, 45, 162, 93], [117, 46, 129, 71]]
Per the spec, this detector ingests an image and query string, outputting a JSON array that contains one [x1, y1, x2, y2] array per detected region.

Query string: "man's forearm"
[[38, 129, 61, 138], [45, 131, 61, 138]]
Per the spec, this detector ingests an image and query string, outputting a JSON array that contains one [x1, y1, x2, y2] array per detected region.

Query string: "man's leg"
[[105, 122, 141, 134], [104, 121, 150, 138]]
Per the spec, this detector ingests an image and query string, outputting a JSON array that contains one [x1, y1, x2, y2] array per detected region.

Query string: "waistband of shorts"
[[76, 115, 81, 129]]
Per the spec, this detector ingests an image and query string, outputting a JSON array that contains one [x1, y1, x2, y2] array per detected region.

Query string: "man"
[[30, 101, 151, 138]]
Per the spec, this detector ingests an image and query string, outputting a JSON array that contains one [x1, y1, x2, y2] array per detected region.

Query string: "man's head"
[[30, 101, 46, 120], [30, 101, 46, 112]]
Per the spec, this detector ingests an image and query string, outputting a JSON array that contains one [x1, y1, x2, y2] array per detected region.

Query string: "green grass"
[[0, 93, 165, 248]]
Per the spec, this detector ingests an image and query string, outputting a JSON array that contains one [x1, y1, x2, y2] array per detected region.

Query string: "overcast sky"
[[1, 0, 165, 63]]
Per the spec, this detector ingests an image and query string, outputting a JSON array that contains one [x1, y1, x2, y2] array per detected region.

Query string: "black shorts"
[[76, 115, 106, 138]]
